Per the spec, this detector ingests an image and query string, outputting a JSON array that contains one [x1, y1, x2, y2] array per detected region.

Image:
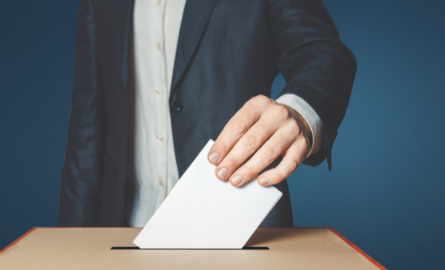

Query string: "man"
[[58, 0, 356, 227]]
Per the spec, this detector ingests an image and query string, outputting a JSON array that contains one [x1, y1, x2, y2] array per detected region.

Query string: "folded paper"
[[133, 140, 282, 249]]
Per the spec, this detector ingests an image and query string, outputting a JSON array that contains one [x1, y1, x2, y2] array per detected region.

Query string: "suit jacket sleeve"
[[58, 0, 105, 226], [269, 0, 357, 170]]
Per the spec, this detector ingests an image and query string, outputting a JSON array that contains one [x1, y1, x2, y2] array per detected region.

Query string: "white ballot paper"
[[133, 140, 282, 249]]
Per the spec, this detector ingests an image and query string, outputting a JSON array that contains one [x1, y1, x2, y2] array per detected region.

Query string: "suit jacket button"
[[170, 102, 182, 113]]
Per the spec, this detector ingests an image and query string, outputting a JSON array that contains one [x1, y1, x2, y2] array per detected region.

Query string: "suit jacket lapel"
[[115, 0, 135, 100], [170, 0, 219, 99]]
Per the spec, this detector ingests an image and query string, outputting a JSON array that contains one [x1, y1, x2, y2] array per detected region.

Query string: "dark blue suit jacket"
[[58, 0, 356, 227]]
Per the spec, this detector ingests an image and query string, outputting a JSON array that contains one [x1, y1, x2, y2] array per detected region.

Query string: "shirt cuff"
[[276, 93, 325, 157]]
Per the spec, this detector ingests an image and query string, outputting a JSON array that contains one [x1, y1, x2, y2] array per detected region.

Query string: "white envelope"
[[133, 140, 282, 249]]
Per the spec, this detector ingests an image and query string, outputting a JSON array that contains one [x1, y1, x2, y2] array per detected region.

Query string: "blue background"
[[0, 0, 444, 269]]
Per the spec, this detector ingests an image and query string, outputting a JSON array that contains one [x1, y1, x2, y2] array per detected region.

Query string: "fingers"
[[212, 100, 293, 182], [208, 95, 309, 187], [227, 124, 296, 187], [257, 137, 309, 187], [215, 114, 281, 182], [208, 95, 271, 166]]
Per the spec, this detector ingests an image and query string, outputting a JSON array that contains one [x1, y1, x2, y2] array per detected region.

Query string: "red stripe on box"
[[329, 228, 387, 270], [0, 227, 37, 254]]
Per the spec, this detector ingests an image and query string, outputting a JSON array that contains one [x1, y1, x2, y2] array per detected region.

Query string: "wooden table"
[[0, 227, 385, 270]]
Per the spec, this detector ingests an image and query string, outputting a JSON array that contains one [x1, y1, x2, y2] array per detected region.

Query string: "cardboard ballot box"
[[0, 227, 385, 270]]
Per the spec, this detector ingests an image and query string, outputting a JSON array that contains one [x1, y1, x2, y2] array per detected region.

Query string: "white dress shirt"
[[127, 0, 324, 227]]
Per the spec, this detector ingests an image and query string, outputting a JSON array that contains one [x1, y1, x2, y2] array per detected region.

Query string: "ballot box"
[[0, 227, 385, 270]]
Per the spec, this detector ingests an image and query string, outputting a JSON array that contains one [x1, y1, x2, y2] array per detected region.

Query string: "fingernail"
[[209, 152, 220, 163], [259, 178, 269, 186], [217, 167, 229, 180], [232, 175, 243, 186]]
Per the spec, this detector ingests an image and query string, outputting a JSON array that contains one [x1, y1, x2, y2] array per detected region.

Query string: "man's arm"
[[270, 0, 357, 168], [58, 0, 105, 226], [207, 0, 356, 187]]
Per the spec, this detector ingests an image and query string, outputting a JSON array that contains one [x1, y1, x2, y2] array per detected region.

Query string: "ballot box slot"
[[111, 246, 269, 250]]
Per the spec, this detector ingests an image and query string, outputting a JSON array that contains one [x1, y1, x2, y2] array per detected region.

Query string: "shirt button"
[[156, 135, 163, 141], [158, 179, 164, 186], [170, 102, 182, 113], [157, 0, 161, 5], [156, 43, 161, 50], [156, 88, 162, 94]]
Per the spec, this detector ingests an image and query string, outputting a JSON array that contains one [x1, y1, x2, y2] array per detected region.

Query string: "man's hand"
[[207, 95, 312, 187]]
